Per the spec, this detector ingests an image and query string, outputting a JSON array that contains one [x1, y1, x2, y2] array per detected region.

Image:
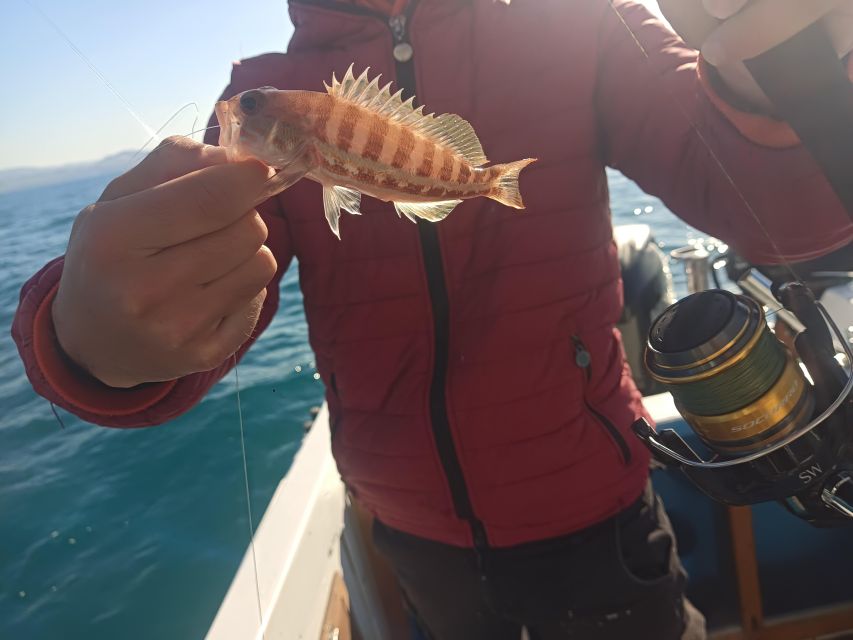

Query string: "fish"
[[214, 65, 536, 238]]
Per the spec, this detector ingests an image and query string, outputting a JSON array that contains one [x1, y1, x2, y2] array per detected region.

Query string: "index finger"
[[102, 158, 273, 249], [100, 137, 230, 202]]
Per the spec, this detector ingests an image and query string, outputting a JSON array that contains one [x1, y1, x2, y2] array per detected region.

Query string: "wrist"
[[31, 282, 177, 417], [51, 296, 94, 377], [50, 293, 141, 389]]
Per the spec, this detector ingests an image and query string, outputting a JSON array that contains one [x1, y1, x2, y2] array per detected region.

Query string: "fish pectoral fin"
[[253, 139, 312, 202], [265, 165, 308, 195], [255, 162, 310, 203], [323, 185, 363, 239], [394, 199, 463, 223]]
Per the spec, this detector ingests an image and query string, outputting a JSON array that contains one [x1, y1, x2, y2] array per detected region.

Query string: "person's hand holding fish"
[[52, 138, 277, 388]]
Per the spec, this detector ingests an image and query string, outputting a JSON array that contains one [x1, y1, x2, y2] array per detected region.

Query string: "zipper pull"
[[389, 14, 414, 62], [572, 336, 591, 369], [389, 14, 406, 41]]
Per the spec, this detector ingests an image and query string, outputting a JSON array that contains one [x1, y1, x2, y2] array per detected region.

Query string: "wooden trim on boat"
[[349, 498, 411, 640], [717, 504, 853, 640], [710, 602, 853, 639], [728, 506, 763, 636], [756, 603, 853, 639], [320, 573, 355, 640]]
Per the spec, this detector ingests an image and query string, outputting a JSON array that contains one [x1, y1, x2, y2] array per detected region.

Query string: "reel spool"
[[633, 277, 853, 526], [645, 291, 814, 455]]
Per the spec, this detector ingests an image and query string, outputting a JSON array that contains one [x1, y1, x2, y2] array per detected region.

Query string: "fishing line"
[[125, 122, 224, 173], [21, 0, 160, 142], [170, 124, 221, 142], [50, 403, 67, 430], [140, 125, 223, 157], [128, 102, 202, 167], [234, 357, 266, 635], [670, 322, 787, 415]]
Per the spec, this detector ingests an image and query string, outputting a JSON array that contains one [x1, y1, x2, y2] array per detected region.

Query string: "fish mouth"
[[214, 99, 239, 158]]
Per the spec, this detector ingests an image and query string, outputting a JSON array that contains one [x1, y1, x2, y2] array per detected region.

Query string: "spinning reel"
[[630, 15, 853, 527], [633, 271, 853, 526]]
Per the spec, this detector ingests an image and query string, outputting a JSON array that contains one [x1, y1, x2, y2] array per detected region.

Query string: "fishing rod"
[[627, 15, 853, 526]]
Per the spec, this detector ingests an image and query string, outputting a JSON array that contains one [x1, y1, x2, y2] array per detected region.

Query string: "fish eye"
[[240, 90, 264, 115]]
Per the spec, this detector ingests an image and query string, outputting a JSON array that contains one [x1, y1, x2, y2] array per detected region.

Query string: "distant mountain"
[[0, 151, 139, 194]]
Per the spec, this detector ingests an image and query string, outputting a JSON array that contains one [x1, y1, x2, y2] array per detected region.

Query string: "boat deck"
[[206, 397, 853, 640]]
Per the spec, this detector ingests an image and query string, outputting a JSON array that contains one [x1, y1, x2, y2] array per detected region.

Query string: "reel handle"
[[822, 472, 853, 518], [743, 21, 853, 221], [776, 282, 849, 411]]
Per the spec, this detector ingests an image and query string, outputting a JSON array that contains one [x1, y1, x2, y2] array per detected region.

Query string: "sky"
[[0, 0, 295, 170], [0, 0, 663, 171]]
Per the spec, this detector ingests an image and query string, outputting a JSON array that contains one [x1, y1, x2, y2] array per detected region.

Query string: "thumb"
[[100, 137, 230, 202]]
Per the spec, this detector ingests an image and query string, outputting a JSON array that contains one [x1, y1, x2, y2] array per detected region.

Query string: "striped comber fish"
[[215, 65, 536, 238]]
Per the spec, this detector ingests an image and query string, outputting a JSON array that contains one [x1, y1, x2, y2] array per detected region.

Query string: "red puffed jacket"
[[13, 0, 853, 547]]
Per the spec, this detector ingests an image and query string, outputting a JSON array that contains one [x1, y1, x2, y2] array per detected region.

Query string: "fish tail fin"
[[487, 158, 536, 209]]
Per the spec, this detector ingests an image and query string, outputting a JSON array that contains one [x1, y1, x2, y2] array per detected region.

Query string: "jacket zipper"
[[293, 0, 489, 551], [390, 2, 489, 551], [572, 336, 632, 465]]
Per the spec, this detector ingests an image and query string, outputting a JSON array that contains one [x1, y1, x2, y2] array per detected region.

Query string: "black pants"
[[372, 484, 706, 640]]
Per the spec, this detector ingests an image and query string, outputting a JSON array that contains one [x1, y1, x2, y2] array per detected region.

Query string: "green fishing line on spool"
[[667, 325, 786, 416]]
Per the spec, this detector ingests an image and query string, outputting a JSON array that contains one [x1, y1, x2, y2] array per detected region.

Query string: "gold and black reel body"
[[632, 281, 853, 527]]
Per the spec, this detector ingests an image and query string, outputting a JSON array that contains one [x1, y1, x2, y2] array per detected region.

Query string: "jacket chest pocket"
[[572, 335, 632, 465]]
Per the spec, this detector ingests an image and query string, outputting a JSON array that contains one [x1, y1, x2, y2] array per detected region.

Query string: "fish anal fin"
[[394, 199, 462, 223]]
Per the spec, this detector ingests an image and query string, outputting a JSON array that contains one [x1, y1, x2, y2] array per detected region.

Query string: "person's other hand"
[[659, 0, 853, 111], [52, 137, 276, 388]]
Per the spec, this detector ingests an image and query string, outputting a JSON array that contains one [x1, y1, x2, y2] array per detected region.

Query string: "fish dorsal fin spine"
[[326, 64, 488, 167]]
